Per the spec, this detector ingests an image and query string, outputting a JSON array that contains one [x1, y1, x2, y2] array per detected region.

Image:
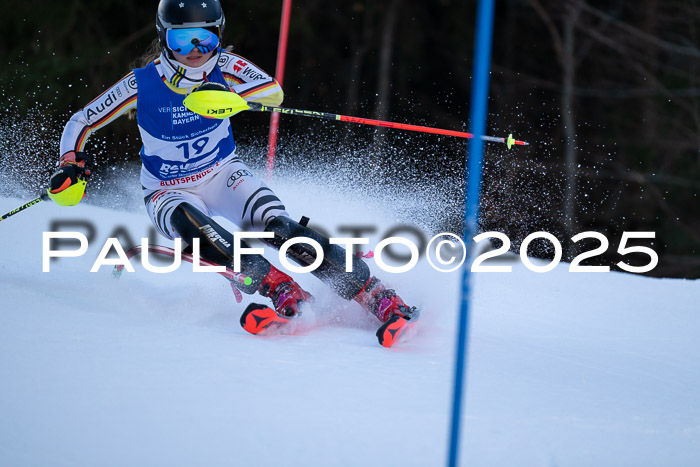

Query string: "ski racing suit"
[[60, 50, 286, 235], [59, 50, 373, 301]]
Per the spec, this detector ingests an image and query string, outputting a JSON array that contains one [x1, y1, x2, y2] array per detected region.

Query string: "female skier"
[[47, 0, 416, 344]]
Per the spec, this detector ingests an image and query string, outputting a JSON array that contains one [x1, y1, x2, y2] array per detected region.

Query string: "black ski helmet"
[[156, 0, 226, 53]]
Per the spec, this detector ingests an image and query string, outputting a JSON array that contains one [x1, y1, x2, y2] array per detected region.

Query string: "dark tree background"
[[1, 0, 699, 277]]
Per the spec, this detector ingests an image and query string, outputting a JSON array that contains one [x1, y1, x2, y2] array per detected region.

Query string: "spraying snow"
[[1, 166, 699, 466]]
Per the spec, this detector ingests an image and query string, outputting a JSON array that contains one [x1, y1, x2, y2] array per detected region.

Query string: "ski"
[[240, 303, 293, 334], [240, 302, 420, 348], [112, 244, 419, 347], [376, 308, 420, 348]]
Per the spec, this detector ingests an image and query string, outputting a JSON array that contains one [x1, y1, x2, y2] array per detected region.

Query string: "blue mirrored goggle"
[[166, 28, 220, 55]]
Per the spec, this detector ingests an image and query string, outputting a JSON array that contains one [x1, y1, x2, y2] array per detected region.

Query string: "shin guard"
[[264, 216, 371, 300], [170, 202, 271, 294]]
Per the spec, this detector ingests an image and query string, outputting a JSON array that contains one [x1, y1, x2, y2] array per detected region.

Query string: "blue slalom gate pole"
[[447, 1, 495, 466]]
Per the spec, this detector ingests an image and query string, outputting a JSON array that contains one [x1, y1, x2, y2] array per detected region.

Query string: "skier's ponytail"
[[127, 39, 162, 120]]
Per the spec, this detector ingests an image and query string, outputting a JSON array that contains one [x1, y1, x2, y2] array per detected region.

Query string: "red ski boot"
[[259, 265, 312, 317], [354, 277, 419, 347], [240, 266, 312, 335]]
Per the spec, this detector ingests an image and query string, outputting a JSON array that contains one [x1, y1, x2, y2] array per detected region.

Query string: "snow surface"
[[1, 176, 699, 467]]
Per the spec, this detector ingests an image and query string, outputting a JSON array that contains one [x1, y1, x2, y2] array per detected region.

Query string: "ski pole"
[[183, 88, 529, 149], [0, 192, 50, 223], [247, 102, 528, 149], [114, 244, 253, 303]]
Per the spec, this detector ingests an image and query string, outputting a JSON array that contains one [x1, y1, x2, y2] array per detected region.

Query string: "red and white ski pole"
[[248, 102, 528, 149], [184, 88, 529, 149]]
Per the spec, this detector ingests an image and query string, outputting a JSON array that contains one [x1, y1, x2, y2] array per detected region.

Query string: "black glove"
[[47, 151, 92, 206], [49, 164, 90, 192]]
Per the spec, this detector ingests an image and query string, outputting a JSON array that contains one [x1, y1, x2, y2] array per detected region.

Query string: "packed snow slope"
[[1, 174, 699, 467]]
